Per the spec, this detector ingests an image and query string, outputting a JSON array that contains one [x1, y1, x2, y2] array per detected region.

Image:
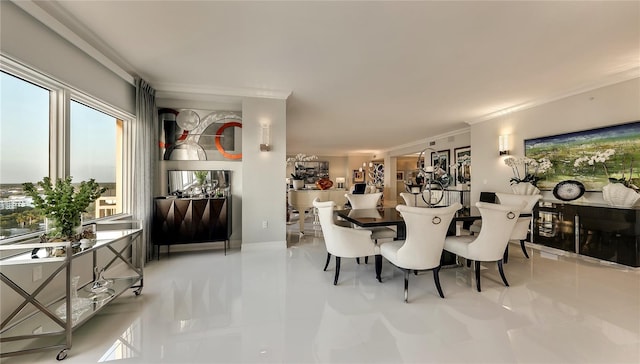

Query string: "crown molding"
[[466, 66, 640, 125], [154, 82, 292, 101], [382, 127, 471, 156], [11, 0, 136, 85]]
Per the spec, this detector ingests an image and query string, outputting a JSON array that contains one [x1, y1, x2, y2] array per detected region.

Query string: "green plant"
[[194, 170, 208, 185], [23, 176, 106, 241]]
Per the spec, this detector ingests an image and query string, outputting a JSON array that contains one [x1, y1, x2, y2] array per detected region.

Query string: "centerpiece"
[[286, 153, 318, 190], [23, 176, 106, 255], [504, 156, 552, 195], [574, 149, 639, 207]]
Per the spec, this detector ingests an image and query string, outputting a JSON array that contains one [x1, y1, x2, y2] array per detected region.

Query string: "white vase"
[[292, 179, 304, 190], [511, 182, 540, 195], [602, 183, 640, 207]]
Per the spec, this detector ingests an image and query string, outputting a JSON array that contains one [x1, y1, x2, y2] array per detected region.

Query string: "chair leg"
[[365, 256, 369, 264], [498, 260, 509, 287], [475, 261, 481, 292], [375, 255, 382, 282], [503, 244, 509, 264], [520, 239, 530, 259], [333, 257, 341, 285], [466, 259, 471, 268], [356, 257, 360, 264], [433, 266, 444, 298], [404, 270, 409, 303], [323, 253, 331, 271]]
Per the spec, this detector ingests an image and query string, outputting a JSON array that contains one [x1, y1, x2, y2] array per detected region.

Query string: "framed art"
[[396, 171, 405, 181], [430, 150, 450, 175], [524, 120, 640, 191], [454, 146, 471, 184], [353, 170, 365, 183]]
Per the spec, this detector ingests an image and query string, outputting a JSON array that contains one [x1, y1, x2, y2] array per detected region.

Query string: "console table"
[[533, 201, 640, 267], [152, 197, 231, 257], [288, 189, 347, 234]]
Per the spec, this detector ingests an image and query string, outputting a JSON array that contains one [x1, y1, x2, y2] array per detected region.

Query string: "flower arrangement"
[[286, 153, 318, 180], [574, 149, 638, 191], [504, 156, 553, 186]]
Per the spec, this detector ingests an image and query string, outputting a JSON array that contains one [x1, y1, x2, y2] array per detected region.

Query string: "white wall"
[[471, 78, 640, 204], [241, 97, 287, 248]]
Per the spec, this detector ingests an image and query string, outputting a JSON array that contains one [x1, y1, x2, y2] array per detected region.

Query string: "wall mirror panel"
[[168, 170, 231, 197]]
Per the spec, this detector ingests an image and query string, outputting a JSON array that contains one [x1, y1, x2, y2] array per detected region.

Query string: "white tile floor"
[[5, 216, 639, 363]]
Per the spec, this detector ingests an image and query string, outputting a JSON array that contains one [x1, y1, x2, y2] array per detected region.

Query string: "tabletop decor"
[[574, 149, 640, 206], [504, 156, 552, 194], [286, 153, 318, 189], [23, 176, 105, 243]]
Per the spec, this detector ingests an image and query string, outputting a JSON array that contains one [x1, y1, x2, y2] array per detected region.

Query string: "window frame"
[[1, 55, 134, 244]]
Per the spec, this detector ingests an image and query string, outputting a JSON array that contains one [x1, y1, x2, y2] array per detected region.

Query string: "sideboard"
[[533, 200, 640, 267], [152, 197, 230, 257]]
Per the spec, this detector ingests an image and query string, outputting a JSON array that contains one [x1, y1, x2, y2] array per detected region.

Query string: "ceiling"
[[30, 1, 640, 156]]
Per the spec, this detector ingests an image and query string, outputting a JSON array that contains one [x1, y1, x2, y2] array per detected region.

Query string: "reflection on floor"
[[8, 214, 639, 363]]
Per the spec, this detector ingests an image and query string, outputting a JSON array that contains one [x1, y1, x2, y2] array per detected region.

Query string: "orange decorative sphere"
[[315, 178, 333, 190]]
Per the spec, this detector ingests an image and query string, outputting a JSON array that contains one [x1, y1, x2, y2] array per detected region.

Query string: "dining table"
[[335, 206, 484, 241]]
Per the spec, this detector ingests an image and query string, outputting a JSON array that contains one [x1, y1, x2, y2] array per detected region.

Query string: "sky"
[[1, 71, 116, 184]]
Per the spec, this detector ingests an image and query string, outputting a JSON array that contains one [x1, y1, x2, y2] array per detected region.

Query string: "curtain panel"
[[134, 78, 158, 263]]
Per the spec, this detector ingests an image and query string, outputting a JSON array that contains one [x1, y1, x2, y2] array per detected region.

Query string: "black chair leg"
[[466, 259, 471, 268], [375, 255, 382, 282], [433, 266, 444, 298], [475, 261, 481, 292], [520, 239, 530, 259], [323, 253, 331, 271], [365, 256, 369, 264], [356, 257, 360, 264], [333, 257, 341, 285], [404, 270, 409, 303], [503, 244, 509, 264], [498, 259, 509, 287]]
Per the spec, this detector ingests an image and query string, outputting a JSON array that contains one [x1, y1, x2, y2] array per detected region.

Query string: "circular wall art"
[[176, 109, 200, 131], [553, 180, 585, 201]]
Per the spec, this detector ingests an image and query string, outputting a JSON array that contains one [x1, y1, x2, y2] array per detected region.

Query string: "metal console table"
[[0, 220, 143, 360]]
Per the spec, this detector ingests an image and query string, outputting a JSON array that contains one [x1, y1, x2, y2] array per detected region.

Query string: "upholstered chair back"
[[345, 192, 382, 209], [394, 203, 462, 269], [495, 193, 542, 240], [467, 202, 524, 261], [313, 198, 375, 258]]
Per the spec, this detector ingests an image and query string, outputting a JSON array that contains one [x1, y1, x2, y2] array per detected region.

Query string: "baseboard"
[[241, 240, 287, 251]]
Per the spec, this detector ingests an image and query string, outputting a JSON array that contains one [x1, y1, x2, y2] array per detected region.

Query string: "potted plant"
[[23, 176, 106, 242]]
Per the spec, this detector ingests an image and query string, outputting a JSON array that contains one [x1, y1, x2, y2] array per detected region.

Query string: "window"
[[0, 72, 50, 240], [70, 101, 123, 220], [0, 60, 131, 242]]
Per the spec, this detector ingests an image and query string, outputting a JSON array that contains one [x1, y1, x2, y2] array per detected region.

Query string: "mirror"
[[167, 170, 231, 197]]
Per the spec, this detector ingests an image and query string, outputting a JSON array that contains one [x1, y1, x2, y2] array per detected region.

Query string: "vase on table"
[[292, 179, 304, 190], [602, 183, 640, 207], [511, 182, 540, 195]]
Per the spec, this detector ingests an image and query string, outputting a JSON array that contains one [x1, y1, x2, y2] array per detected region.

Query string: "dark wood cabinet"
[[153, 197, 230, 257], [534, 201, 640, 267]]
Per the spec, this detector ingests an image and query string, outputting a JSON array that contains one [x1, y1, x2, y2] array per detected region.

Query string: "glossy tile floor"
[[6, 217, 639, 363]]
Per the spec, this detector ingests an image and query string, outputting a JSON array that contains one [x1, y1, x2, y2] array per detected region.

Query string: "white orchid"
[[504, 156, 553, 186], [574, 149, 615, 178]]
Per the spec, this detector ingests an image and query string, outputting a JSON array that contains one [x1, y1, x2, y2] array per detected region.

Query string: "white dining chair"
[[495, 193, 542, 262], [380, 203, 462, 302], [344, 192, 396, 263], [443, 201, 523, 292], [313, 198, 382, 285]]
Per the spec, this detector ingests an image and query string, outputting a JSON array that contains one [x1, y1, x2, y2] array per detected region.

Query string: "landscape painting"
[[524, 121, 640, 191]]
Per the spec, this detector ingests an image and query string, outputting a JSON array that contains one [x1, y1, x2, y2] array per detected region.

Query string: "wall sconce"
[[335, 177, 345, 189], [260, 124, 272, 151], [499, 134, 510, 155]]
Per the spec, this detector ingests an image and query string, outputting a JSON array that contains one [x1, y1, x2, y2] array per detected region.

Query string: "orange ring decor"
[[215, 121, 242, 160]]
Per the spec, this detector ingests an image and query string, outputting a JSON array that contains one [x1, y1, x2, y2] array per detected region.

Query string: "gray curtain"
[[134, 78, 158, 263]]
